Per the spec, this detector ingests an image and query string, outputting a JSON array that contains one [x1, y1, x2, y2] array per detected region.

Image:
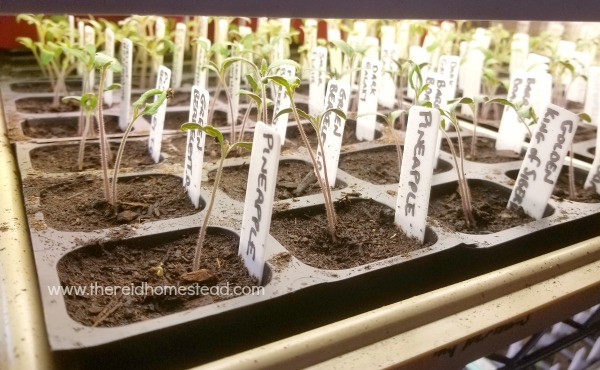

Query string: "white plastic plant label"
[[148, 66, 171, 163], [379, 44, 399, 109], [154, 18, 166, 72], [77, 21, 84, 76], [119, 38, 133, 131], [193, 38, 211, 88], [327, 28, 342, 77], [437, 55, 460, 100], [510, 33, 529, 76], [507, 104, 579, 219], [183, 86, 209, 208], [273, 64, 296, 144], [103, 27, 115, 106], [527, 53, 550, 73], [172, 22, 186, 89], [238, 121, 281, 282], [309, 46, 328, 117], [227, 57, 241, 125], [422, 72, 450, 111], [395, 106, 440, 242], [396, 21, 409, 59], [353, 21, 367, 42], [198, 16, 209, 39], [496, 71, 553, 153], [459, 44, 484, 117], [84, 26, 95, 88], [68, 15, 75, 46], [316, 79, 351, 187], [356, 57, 381, 141], [584, 66, 600, 126]]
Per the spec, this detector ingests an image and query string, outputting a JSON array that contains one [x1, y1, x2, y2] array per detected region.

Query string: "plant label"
[[272, 64, 296, 144], [507, 104, 579, 219], [364, 37, 380, 59], [227, 57, 241, 125], [148, 66, 171, 163], [316, 80, 351, 187], [193, 38, 211, 89], [584, 66, 600, 126], [510, 34, 529, 76], [437, 55, 460, 100], [379, 44, 399, 109], [172, 23, 186, 89], [356, 58, 381, 141], [183, 86, 209, 208], [422, 34, 439, 69], [84, 26, 95, 88], [309, 46, 328, 116], [496, 71, 552, 153], [396, 22, 409, 58], [238, 121, 281, 282], [119, 38, 133, 131], [527, 53, 550, 73], [353, 21, 367, 42], [154, 18, 166, 73], [422, 72, 450, 111], [198, 16, 209, 39], [395, 106, 440, 242], [68, 15, 75, 46], [459, 44, 484, 117], [77, 21, 84, 76], [327, 28, 342, 78], [103, 28, 115, 107]]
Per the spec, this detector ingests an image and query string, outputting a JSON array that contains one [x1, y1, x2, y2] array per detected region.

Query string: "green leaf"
[[322, 107, 347, 121], [456, 97, 474, 105], [133, 89, 163, 109], [330, 40, 354, 58], [269, 58, 301, 72], [105, 83, 121, 91], [246, 74, 259, 92], [182, 124, 224, 146], [38, 46, 56, 65], [389, 110, 408, 123], [238, 89, 262, 107], [421, 101, 433, 108], [61, 95, 82, 103], [579, 113, 592, 123], [260, 59, 268, 75], [487, 98, 515, 109], [94, 52, 122, 72], [141, 91, 168, 115], [263, 75, 291, 89], [16, 37, 34, 49], [294, 108, 312, 121], [273, 107, 293, 121]]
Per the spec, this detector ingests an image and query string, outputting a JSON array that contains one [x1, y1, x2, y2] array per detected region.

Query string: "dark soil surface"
[[271, 198, 435, 269], [10, 80, 83, 93], [16, 96, 81, 113], [339, 146, 452, 185], [207, 160, 345, 202], [441, 136, 524, 163], [22, 115, 122, 139], [40, 174, 199, 231], [506, 167, 600, 204], [167, 132, 254, 164], [57, 229, 257, 327], [428, 181, 536, 234], [164, 109, 236, 130], [30, 140, 156, 173]]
